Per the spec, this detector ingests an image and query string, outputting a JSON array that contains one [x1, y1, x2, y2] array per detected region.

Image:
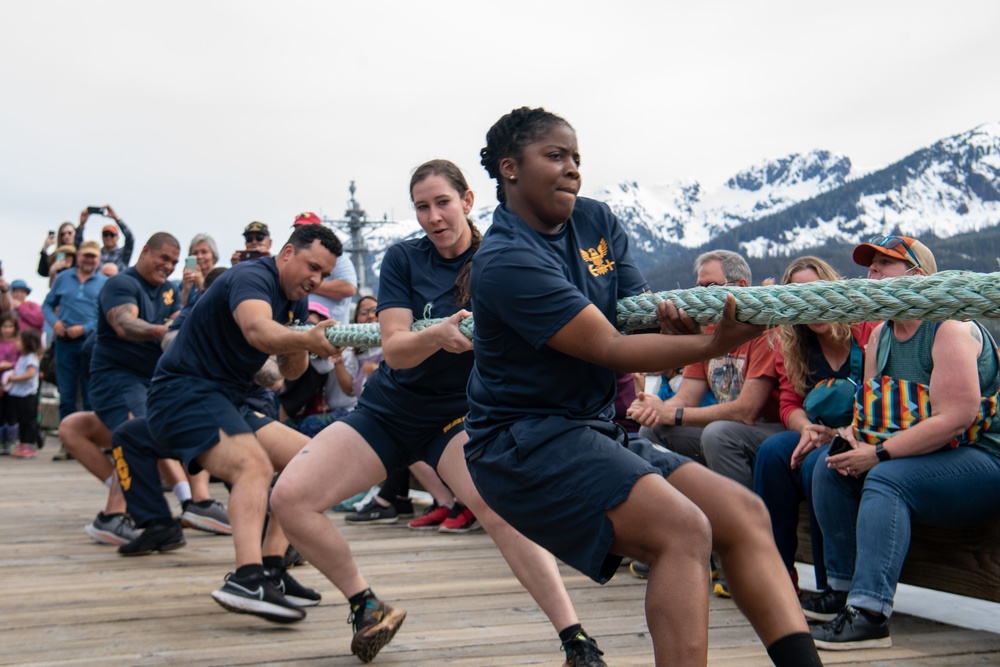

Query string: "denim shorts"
[[146, 377, 273, 474], [339, 402, 464, 474], [89, 369, 150, 432], [467, 416, 679, 584]]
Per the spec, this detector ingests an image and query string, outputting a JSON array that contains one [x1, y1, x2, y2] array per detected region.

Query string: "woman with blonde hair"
[[753, 255, 876, 613]]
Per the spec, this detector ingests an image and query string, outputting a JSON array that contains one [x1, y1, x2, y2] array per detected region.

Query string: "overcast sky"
[[3, 1, 998, 298]]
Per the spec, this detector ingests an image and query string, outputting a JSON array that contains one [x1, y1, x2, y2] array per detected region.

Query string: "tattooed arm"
[[107, 303, 169, 342]]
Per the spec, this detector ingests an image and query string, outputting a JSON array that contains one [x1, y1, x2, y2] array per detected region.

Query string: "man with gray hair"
[[628, 249, 782, 489]]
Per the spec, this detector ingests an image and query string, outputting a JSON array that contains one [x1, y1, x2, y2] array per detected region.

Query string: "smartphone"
[[238, 250, 264, 262], [185, 256, 198, 270], [48, 230, 55, 238], [829, 435, 853, 457], [87, 206, 106, 215]]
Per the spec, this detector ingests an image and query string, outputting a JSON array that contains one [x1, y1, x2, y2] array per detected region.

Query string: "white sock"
[[174, 481, 192, 504]]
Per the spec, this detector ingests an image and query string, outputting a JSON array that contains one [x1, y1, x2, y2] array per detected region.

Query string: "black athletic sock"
[[262, 555, 284, 571], [234, 563, 265, 580], [558, 623, 584, 644], [348, 588, 376, 609], [766, 632, 823, 667]]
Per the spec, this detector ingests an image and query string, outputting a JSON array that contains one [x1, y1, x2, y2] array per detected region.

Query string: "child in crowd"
[[0, 314, 20, 453], [8, 329, 41, 458]]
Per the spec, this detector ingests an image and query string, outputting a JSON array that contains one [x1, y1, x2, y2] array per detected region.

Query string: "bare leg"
[[436, 432, 579, 632], [270, 421, 385, 597], [158, 459, 187, 486], [59, 411, 112, 481], [667, 463, 809, 645], [188, 470, 214, 502], [608, 471, 713, 667], [195, 430, 273, 568], [409, 460, 454, 507]]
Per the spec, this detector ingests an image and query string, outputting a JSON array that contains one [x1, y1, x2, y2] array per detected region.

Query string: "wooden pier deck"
[[3, 446, 1000, 666]]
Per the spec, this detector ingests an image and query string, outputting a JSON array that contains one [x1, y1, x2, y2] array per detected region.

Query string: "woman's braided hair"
[[479, 107, 573, 203], [409, 159, 482, 308]]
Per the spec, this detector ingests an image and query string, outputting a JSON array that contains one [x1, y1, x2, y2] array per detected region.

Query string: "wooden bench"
[[796, 507, 1000, 602]]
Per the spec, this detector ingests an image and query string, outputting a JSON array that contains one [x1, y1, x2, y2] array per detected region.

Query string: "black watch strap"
[[675, 407, 684, 426], [875, 443, 891, 462]]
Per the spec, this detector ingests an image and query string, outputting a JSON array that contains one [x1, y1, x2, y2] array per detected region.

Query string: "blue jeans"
[[54, 338, 90, 420], [753, 431, 829, 589], [812, 445, 1000, 617]]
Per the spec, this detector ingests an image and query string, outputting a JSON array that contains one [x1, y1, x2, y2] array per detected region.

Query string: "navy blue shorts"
[[467, 416, 689, 584], [89, 370, 149, 432], [146, 376, 273, 474], [339, 402, 465, 474]]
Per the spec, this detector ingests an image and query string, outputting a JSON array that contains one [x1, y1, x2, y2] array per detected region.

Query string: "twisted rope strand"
[[302, 271, 1000, 347]]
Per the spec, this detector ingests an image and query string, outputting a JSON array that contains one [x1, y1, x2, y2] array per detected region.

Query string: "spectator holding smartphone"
[[180, 233, 219, 307], [78, 205, 134, 273], [231, 222, 272, 265], [37, 223, 78, 278]]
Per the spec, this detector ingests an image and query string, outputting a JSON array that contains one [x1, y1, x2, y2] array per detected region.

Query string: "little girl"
[[0, 314, 20, 453], [8, 329, 42, 458]]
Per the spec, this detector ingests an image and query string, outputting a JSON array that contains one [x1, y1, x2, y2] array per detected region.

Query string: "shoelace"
[[830, 605, 859, 633], [561, 633, 605, 665], [347, 598, 378, 632]]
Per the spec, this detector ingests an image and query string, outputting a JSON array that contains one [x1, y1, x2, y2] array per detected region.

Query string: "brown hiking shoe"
[[348, 598, 406, 663]]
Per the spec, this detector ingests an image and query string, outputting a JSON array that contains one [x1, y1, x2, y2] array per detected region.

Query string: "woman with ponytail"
[[272, 159, 608, 665]]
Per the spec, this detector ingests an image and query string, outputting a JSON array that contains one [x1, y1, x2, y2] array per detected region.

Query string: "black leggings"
[[9, 394, 37, 445]]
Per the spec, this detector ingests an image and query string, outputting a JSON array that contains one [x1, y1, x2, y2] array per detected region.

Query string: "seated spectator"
[[230, 221, 272, 265], [180, 233, 219, 307], [278, 302, 333, 424], [37, 223, 78, 278], [628, 249, 783, 489], [751, 256, 876, 603], [809, 236, 1000, 650]]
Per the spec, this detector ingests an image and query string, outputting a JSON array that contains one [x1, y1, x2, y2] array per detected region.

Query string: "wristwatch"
[[874, 443, 891, 462], [675, 407, 684, 426]]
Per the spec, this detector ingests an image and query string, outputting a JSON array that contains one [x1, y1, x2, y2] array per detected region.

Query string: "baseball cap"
[[243, 221, 270, 237], [293, 212, 322, 227], [853, 235, 937, 275], [79, 240, 102, 257], [10, 279, 31, 295], [102, 224, 119, 235]]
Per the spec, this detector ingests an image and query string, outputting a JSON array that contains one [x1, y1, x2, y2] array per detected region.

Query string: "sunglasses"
[[699, 281, 735, 288], [356, 307, 377, 317], [102, 231, 118, 238], [869, 235, 920, 268], [244, 233, 268, 243]]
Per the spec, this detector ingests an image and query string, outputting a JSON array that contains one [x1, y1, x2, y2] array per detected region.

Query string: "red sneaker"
[[407, 503, 451, 530], [438, 505, 482, 534]]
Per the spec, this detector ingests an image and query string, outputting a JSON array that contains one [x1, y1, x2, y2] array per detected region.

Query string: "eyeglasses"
[[102, 231, 118, 238], [699, 281, 735, 288], [244, 233, 268, 243], [868, 235, 920, 268], [356, 308, 377, 317]]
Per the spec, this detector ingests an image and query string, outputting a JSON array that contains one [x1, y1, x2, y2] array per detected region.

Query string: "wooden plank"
[[2, 448, 999, 666]]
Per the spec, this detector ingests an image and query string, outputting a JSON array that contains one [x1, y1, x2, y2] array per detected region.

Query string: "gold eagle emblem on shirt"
[[579, 238, 616, 277], [162, 289, 174, 306]]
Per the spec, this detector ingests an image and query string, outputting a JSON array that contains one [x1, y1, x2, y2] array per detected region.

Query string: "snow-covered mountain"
[[346, 122, 1000, 290]]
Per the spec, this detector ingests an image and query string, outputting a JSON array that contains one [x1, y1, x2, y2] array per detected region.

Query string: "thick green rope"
[[304, 271, 1000, 347]]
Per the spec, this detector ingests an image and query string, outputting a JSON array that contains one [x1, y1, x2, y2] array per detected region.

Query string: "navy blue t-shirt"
[[357, 236, 475, 426], [466, 197, 649, 446], [153, 257, 308, 398], [91, 267, 181, 379]]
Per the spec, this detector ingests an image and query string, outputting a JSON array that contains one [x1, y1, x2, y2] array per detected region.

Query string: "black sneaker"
[[629, 561, 649, 579], [348, 597, 406, 663], [119, 519, 186, 556], [345, 498, 399, 524], [393, 498, 415, 519], [810, 605, 891, 650], [211, 571, 307, 623], [266, 565, 322, 607], [802, 588, 849, 622], [283, 543, 306, 568], [561, 631, 607, 667]]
